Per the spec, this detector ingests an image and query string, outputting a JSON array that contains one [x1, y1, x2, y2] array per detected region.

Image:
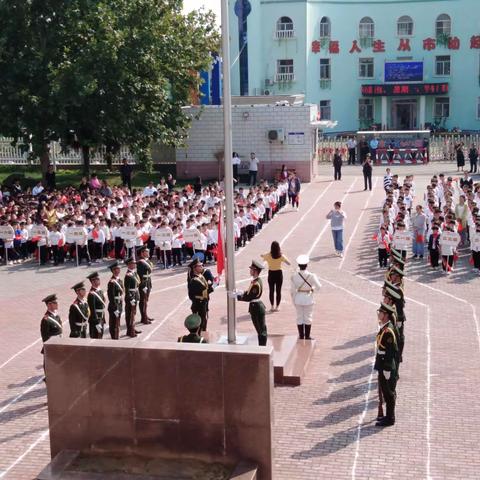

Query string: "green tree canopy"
[[0, 0, 218, 175]]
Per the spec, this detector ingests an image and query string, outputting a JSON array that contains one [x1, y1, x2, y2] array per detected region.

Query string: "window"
[[359, 17, 374, 39], [320, 58, 331, 79], [397, 15, 413, 36], [435, 55, 451, 75], [320, 17, 331, 38], [436, 14, 451, 37], [276, 59, 294, 81], [359, 98, 374, 120], [434, 97, 450, 118], [359, 58, 374, 78], [276, 16, 294, 39], [319, 100, 331, 120]]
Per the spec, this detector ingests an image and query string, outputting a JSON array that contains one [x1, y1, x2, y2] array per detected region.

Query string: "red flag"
[[217, 212, 225, 277]]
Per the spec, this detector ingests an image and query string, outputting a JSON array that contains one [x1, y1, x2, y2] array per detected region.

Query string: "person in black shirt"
[[120, 157, 133, 190], [333, 148, 343, 181], [45, 165, 56, 191], [468, 144, 478, 173], [193, 176, 203, 195], [362, 155, 373, 191], [460, 171, 473, 190], [166, 173, 176, 192], [78, 177, 89, 193]]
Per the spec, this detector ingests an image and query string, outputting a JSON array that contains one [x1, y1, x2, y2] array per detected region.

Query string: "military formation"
[[39, 250, 156, 375], [374, 247, 407, 427]]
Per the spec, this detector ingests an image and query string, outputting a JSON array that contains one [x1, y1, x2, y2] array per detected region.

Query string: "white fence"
[[317, 133, 480, 163], [0, 139, 134, 165]]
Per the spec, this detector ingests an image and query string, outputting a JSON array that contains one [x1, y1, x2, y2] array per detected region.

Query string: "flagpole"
[[221, 0, 237, 343]]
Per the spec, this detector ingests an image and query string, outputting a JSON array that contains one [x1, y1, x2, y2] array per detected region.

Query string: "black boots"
[[297, 325, 305, 339], [304, 325, 313, 340], [298, 325, 313, 340]]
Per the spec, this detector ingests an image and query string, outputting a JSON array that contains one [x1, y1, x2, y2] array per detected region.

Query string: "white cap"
[[296, 254, 309, 265]]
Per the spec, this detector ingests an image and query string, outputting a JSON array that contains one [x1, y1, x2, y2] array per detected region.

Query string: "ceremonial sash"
[[73, 303, 89, 321], [90, 290, 106, 307], [47, 315, 63, 332]]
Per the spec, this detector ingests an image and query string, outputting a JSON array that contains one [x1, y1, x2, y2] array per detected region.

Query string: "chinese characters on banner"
[[361, 83, 449, 97], [310, 35, 480, 54]]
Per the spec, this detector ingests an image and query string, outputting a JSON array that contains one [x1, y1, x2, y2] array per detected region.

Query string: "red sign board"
[[361, 83, 449, 97]]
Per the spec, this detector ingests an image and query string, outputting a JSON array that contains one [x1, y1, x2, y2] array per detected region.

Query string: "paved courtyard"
[[1, 162, 479, 479]]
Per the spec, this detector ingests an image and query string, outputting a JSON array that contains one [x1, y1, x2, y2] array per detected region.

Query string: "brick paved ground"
[[1, 162, 479, 479]]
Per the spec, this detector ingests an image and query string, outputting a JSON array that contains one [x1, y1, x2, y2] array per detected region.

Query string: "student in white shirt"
[[49, 224, 65, 265], [249, 152, 260, 186], [171, 225, 184, 266]]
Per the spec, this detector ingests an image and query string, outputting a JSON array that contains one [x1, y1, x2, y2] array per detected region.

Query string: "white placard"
[[183, 228, 200, 243], [65, 227, 85, 244], [440, 231, 460, 248], [0, 225, 14, 240], [154, 228, 173, 243], [31, 225, 48, 238], [393, 231, 412, 249], [472, 234, 480, 251], [154, 228, 172, 250], [287, 132, 305, 145], [119, 226, 138, 241]]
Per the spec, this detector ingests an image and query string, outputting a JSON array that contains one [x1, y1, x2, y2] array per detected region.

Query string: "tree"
[[0, 0, 218, 176]]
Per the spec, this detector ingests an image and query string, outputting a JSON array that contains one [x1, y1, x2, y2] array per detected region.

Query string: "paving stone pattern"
[[0, 163, 479, 479]]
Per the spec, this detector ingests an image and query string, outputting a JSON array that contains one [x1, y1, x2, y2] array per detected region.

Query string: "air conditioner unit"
[[264, 78, 275, 87], [267, 128, 285, 142], [263, 89, 271, 95]]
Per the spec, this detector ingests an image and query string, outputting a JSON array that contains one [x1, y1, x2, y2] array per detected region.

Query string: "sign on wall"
[[287, 132, 305, 145], [384, 62, 423, 82], [361, 83, 448, 97]]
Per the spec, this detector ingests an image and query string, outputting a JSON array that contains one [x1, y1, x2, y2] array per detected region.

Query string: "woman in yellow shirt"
[[261, 241, 291, 312]]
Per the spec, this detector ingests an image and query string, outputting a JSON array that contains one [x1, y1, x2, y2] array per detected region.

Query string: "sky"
[[183, 0, 221, 26]]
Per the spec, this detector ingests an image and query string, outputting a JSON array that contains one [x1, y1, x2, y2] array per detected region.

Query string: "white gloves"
[[130, 300, 136, 306], [383, 371, 391, 380], [114, 310, 120, 317], [227, 289, 243, 299]]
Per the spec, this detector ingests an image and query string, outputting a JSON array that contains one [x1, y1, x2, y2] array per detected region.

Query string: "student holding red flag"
[[375, 225, 391, 268]]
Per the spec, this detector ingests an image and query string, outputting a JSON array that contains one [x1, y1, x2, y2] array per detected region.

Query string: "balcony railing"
[[275, 27, 295, 39], [275, 72, 295, 82]]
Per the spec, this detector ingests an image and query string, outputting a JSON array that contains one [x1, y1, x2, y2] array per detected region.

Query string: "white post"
[[76, 243, 79, 267], [221, 0, 237, 343], [381, 96, 388, 130], [419, 95, 426, 130]]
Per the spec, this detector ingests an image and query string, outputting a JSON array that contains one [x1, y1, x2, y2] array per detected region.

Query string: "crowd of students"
[[0, 174, 294, 267], [375, 169, 480, 274]]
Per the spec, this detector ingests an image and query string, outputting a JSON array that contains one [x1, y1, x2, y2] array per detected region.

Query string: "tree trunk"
[[40, 145, 50, 181], [82, 145, 90, 177]]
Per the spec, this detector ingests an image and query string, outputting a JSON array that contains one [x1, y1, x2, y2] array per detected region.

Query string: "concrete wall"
[[44, 338, 274, 479], [176, 104, 318, 181]]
